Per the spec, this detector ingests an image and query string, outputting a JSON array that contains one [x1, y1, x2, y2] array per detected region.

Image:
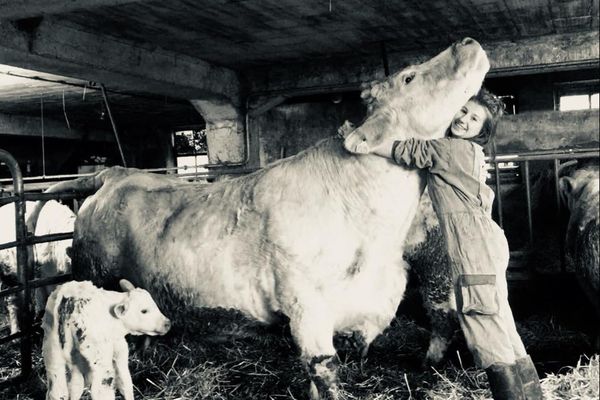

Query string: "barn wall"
[[252, 68, 599, 164], [486, 68, 598, 113], [251, 93, 365, 165]]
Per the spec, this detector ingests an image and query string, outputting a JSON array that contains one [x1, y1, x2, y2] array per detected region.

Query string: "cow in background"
[[32, 38, 489, 399], [560, 162, 599, 310], [0, 200, 75, 334]]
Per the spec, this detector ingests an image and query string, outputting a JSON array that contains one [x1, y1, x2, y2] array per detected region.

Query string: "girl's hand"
[[370, 139, 397, 159]]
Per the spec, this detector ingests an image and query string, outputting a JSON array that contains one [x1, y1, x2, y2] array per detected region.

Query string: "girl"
[[344, 89, 542, 400]]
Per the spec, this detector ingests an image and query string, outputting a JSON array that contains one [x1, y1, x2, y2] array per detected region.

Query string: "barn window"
[[173, 128, 208, 174], [554, 80, 600, 111]]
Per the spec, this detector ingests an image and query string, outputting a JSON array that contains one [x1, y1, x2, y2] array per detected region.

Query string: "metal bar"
[[27, 232, 73, 245], [553, 159, 566, 273], [29, 273, 72, 289], [0, 330, 25, 346], [488, 149, 599, 162], [23, 191, 87, 202], [0, 195, 19, 207], [0, 284, 23, 298], [0, 274, 71, 299], [0, 232, 72, 251], [523, 161, 534, 244], [380, 41, 390, 77], [0, 149, 33, 381], [100, 84, 127, 167], [0, 240, 18, 251], [494, 159, 504, 228]]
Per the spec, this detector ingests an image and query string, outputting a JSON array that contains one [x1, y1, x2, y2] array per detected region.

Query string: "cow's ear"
[[119, 279, 135, 292], [112, 301, 129, 319], [559, 176, 574, 197]]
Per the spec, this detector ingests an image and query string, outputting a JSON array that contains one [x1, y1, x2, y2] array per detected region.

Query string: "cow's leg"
[[113, 338, 134, 400], [424, 303, 458, 367], [288, 305, 339, 400]]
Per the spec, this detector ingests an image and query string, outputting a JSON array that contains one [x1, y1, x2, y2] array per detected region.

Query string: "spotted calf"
[[42, 280, 171, 400]]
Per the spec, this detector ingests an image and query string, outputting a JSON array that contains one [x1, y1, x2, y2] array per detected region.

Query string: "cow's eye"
[[404, 73, 415, 84], [141, 309, 148, 314]]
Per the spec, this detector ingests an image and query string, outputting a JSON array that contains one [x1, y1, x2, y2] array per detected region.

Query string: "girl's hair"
[[468, 88, 505, 146]]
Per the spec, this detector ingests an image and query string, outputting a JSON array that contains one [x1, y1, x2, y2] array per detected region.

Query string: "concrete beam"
[[0, 0, 148, 20], [496, 109, 599, 153], [0, 112, 114, 141], [0, 16, 241, 105], [246, 31, 600, 95]]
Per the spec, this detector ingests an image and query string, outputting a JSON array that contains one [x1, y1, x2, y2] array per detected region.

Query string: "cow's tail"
[[26, 167, 121, 235]]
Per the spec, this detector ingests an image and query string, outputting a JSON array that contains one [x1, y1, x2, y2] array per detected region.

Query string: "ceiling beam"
[[246, 31, 600, 96], [0, 0, 148, 20], [0, 112, 114, 141], [0, 16, 241, 105]]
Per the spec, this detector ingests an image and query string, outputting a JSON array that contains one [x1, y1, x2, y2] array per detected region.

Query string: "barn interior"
[[0, 1, 599, 398]]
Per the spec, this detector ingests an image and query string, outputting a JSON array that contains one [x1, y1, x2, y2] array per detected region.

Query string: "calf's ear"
[[119, 279, 135, 292], [112, 301, 129, 318]]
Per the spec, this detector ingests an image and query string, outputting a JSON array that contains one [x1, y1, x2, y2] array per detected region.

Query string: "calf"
[[42, 279, 171, 400]]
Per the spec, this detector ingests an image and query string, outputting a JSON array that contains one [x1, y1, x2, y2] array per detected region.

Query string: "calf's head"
[[113, 279, 172, 336], [344, 37, 490, 154]]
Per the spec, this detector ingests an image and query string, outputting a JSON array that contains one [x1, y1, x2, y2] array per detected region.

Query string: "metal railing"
[[487, 147, 599, 273], [0, 151, 84, 388]]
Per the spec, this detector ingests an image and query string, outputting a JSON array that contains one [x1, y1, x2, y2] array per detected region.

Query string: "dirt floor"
[[0, 274, 598, 399]]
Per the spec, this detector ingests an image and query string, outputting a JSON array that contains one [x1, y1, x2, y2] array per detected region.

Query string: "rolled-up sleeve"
[[392, 138, 450, 170]]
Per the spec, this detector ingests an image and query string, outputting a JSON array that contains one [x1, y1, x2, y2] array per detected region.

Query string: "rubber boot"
[[485, 363, 525, 400], [516, 355, 544, 399]]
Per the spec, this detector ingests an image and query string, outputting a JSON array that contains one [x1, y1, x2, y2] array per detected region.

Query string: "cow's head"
[[344, 38, 489, 154], [113, 279, 172, 336]]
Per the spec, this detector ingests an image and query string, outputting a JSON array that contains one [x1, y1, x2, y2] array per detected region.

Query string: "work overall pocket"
[[458, 274, 498, 315]]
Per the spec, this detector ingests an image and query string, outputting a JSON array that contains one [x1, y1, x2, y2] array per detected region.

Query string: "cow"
[[33, 38, 489, 399], [559, 162, 599, 309], [42, 279, 171, 400], [0, 200, 75, 334]]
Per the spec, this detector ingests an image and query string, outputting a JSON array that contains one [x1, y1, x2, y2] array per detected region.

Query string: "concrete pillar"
[[189, 99, 249, 166]]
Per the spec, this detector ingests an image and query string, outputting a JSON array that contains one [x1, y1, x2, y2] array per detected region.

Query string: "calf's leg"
[[42, 339, 69, 400], [80, 346, 116, 400], [113, 338, 134, 400], [68, 366, 85, 400]]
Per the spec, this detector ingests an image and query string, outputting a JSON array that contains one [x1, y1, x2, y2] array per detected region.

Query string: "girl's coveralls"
[[392, 137, 527, 369]]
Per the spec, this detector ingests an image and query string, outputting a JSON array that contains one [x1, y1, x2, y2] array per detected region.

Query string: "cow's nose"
[[461, 37, 475, 46], [163, 319, 172, 332]]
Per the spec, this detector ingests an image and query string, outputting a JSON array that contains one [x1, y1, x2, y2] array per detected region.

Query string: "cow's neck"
[[284, 137, 425, 220]]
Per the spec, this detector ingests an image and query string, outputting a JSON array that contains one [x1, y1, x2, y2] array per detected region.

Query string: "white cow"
[[34, 38, 489, 399], [42, 279, 171, 400], [0, 200, 75, 333]]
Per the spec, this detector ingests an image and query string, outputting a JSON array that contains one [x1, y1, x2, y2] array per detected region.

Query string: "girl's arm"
[[369, 138, 450, 170]]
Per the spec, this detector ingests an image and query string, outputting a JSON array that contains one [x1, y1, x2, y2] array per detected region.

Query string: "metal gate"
[[0, 149, 77, 388]]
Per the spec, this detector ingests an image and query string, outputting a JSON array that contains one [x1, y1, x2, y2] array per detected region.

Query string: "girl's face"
[[449, 100, 489, 139]]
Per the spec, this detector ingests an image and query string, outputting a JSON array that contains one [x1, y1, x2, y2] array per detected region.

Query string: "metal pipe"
[[494, 160, 504, 228], [553, 159, 566, 273], [100, 84, 127, 167], [0, 195, 19, 207], [0, 149, 33, 380], [523, 161, 533, 244], [380, 41, 390, 77]]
